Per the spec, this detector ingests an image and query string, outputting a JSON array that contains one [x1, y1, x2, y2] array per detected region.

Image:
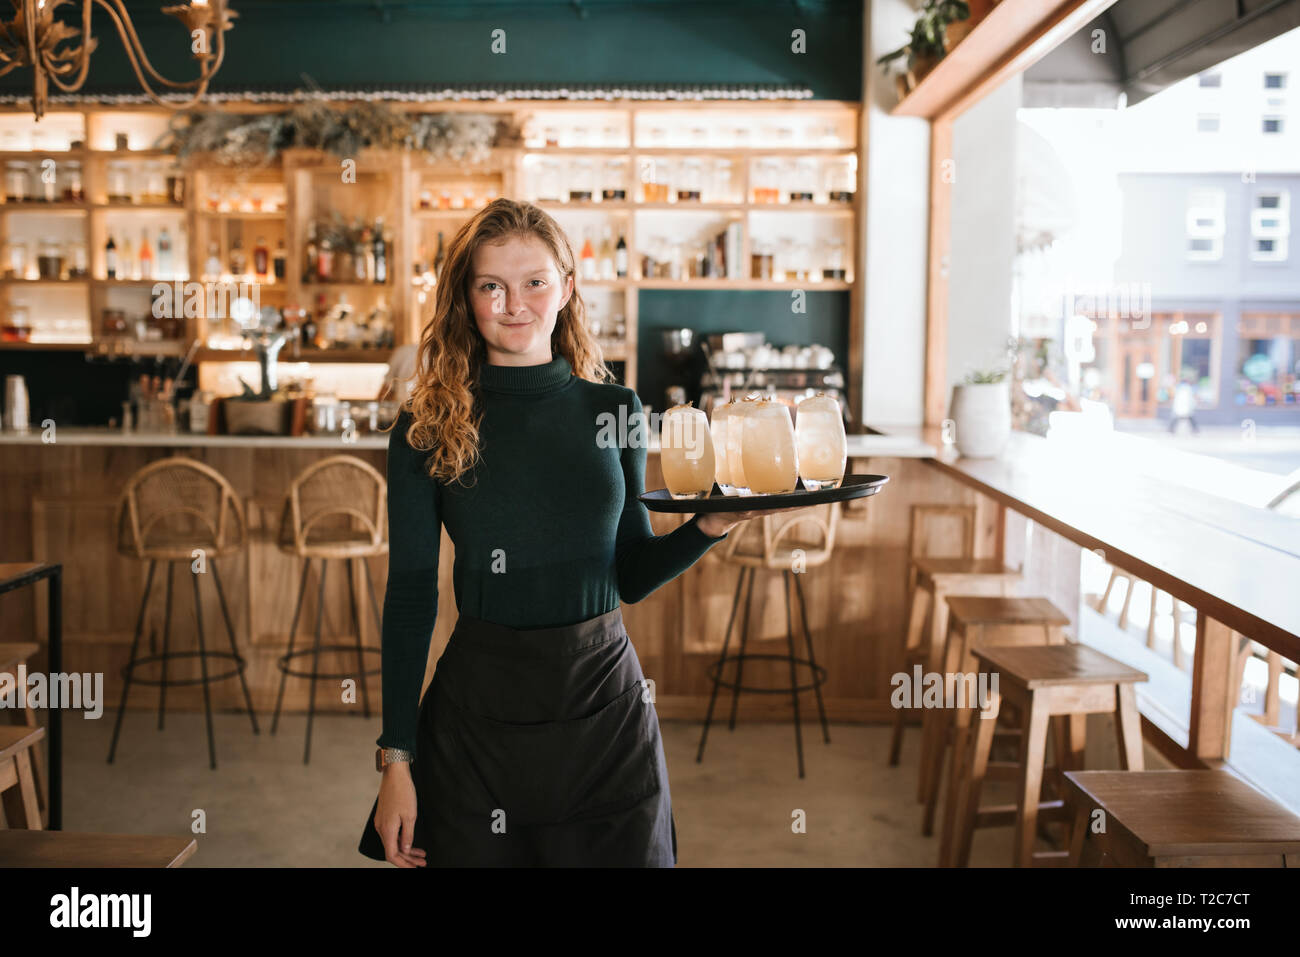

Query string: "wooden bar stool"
[[888, 505, 1021, 792], [272, 455, 386, 764], [920, 596, 1068, 842], [0, 724, 46, 829], [0, 830, 197, 867], [697, 503, 838, 778], [952, 643, 1148, 867], [108, 457, 260, 770], [1065, 770, 1300, 867], [0, 642, 46, 826]]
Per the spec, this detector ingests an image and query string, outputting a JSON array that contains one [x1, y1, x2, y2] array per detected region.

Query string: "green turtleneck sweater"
[[377, 354, 729, 752]]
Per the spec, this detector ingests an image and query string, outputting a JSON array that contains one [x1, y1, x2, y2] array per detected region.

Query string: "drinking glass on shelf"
[[640, 157, 672, 203], [677, 159, 702, 202], [823, 238, 847, 280], [602, 125, 621, 147], [569, 160, 594, 202], [660, 402, 717, 499], [742, 397, 799, 494], [825, 156, 855, 202], [711, 158, 734, 203], [751, 241, 774, 280], [5, 160, 30, 203], [796, 392, 846, 490], [570, 126, 589, 148], [790, 158, 817, 202], [537, 160, 562, 202], [7, 239, 28, 278], [776, 237, 795, 281]]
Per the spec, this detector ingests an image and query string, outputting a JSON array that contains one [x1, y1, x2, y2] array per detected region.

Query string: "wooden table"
[[0, 562, 62, 829], [925, 432, 1300, 763], [1064, 769, 1300, 867], [0, 830, 196, 867]]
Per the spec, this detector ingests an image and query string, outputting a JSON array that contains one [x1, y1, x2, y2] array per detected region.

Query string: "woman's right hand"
[[374, 763, 426, 867]]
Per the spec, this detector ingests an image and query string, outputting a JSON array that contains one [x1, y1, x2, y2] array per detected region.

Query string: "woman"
[[359, 199, 803, 867]]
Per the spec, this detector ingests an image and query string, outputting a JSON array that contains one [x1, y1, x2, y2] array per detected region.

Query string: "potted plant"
[[948, 365, 1011, 458], [877, 0, 971, 95]]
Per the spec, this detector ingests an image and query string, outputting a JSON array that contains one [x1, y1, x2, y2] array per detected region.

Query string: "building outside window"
[[1199, 71, 1223, 87], [1186, 188, 1226, 260], [1196, 113, 1220, 132], [1251, 190, 1291, 261], [1262, 115, 1284, 133], [1264, 72, 1287, 88], [1237, 313, 1300, 405]]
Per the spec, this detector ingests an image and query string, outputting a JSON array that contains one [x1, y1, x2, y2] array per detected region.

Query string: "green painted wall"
[[2, 1, 861, 100]]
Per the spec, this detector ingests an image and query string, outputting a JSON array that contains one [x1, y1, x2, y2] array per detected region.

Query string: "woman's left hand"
[[695, 504, 807, 539]]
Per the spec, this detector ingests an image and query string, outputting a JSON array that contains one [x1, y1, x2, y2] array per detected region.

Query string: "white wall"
[[862, 0, 930, 427], [946, 73, 1022, 394]]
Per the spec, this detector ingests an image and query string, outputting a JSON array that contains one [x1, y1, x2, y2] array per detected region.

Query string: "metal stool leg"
[[792, 571, 831, 744], [783, 570, 806, 778], [158, 561, 175, 730], [727, 568, 757, 732], [211, 560, 260, 734], [108, 560, 156, 764], [272, 558, 311, 735], [361, 556, 383, 636], [304, 559, 328, 765], [190, 569, 218, 770], [696, 564, 748, 764], [347, 558, 372, 719]]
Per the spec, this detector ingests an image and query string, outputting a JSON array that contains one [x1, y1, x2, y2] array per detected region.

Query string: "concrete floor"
[[56, 706, 1166, 867]]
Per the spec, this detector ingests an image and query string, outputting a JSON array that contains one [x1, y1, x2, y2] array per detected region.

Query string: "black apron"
[[358, 606, 677, 867]]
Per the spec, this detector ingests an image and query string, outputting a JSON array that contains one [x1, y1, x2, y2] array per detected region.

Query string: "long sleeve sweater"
[[377, 353, 729, 752]]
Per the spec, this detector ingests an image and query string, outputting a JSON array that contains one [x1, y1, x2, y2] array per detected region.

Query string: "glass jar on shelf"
[[543, 126, 560, 148], [143, 162, 167, 204], [165, 162, 185, 204], [822, 238, 847, 280], [776, 237, 796, 280], [640, 157, 672, 203], [100, 307, 128, 339], [689, 127, 709, 149], [36, 160, 57, 202], [67, 240, 88, 279], [7, 239, 28, 278], [752, 159, 779, 204], [537, 160, 562, 202], [710, 158, 734, 203], [825, 156, 855, 203], [5, 160, 31, 203], [107, 161, 132, 203], [789, 158, 817, 203], [601, 160, 626, 201], [37, 237, 64, 280], [59, 160, 84, 203], [602, 125, 621, 148], [568, 159, 595, 202], [677, 159, 703, 202], [2, 302, 31, 342], [569, 126, 589, 148], [750, 240, 774, 280]]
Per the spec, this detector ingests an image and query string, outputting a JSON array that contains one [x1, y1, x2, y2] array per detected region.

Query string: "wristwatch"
[[375, 747, 414, 771]]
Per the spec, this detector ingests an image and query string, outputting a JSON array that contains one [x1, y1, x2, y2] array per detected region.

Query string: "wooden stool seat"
[[946, 596, 1071, 629], [0, 830, 197, 867], [946, 643, 1149, 867], [921, 596, 1070, 847], [913, 556, 1019, 581], [0, 642, 39, 671], [0, 724, 46, 829], [1065, 770, 1300, 866]]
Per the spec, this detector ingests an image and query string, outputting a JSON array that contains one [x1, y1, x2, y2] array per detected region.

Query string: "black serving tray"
[[640, 473, 889, 513]]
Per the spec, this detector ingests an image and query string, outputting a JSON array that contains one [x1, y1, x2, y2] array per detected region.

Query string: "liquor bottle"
[[317, 231, 333, 282], [204, 241, 221, 280], [432, 231, 445, 283], [356, 223, 371, 282], [253, 236, 269, 279], [229, 236, 246, 277], [273, 238, 286, 281], [615, 232, 628, 278], [139, 230, 153, 281], [157, 228, 172, 279], [413, 242, 428, 278], [373, 217, 387, 284], [105, 233, 117, 279], [599, 226, 615, 280], [580, 229, 597, 281], [120, 234, 134, 280], [304, 221, 318, 282]]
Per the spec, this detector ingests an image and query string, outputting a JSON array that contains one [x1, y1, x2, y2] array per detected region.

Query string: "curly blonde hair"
[[403, 198, 617, 485]]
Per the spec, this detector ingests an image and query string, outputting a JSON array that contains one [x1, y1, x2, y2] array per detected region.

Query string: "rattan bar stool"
[[696, 503, 839, 778], [272, 455, 386, 764], [108, 457, 260, 770]]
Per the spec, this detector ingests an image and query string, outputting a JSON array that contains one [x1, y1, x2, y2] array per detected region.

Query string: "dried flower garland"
[[158, 96, 519, 166]]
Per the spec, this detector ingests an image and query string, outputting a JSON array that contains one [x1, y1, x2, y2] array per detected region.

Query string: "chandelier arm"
[[48, 0, 98, 94], [87, 0, 218, 111], [92, 0, 222, 92]]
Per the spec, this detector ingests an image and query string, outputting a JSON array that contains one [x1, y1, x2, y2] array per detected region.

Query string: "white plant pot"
[[949, 381, 1010, 458]]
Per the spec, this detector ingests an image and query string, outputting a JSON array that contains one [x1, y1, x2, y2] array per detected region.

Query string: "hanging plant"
[[877, 0, 971, 78]]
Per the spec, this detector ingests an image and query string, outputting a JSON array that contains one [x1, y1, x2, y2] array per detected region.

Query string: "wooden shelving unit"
[[0, 100, 862, 401]]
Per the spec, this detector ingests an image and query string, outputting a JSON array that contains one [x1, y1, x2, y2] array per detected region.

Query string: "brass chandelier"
[[0, 0, 237, 120]]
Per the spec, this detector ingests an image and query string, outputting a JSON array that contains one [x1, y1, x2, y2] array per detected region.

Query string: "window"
[[1186, 188, 1225, 261], [1263, 116, 1283, 133], [1198, 72, 1222, 87], [1196, 113, 1220, 132], [1251, 191, 1290, 261], [1264, 73, 1287, 89], [1237, 313, 1300, 406]]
